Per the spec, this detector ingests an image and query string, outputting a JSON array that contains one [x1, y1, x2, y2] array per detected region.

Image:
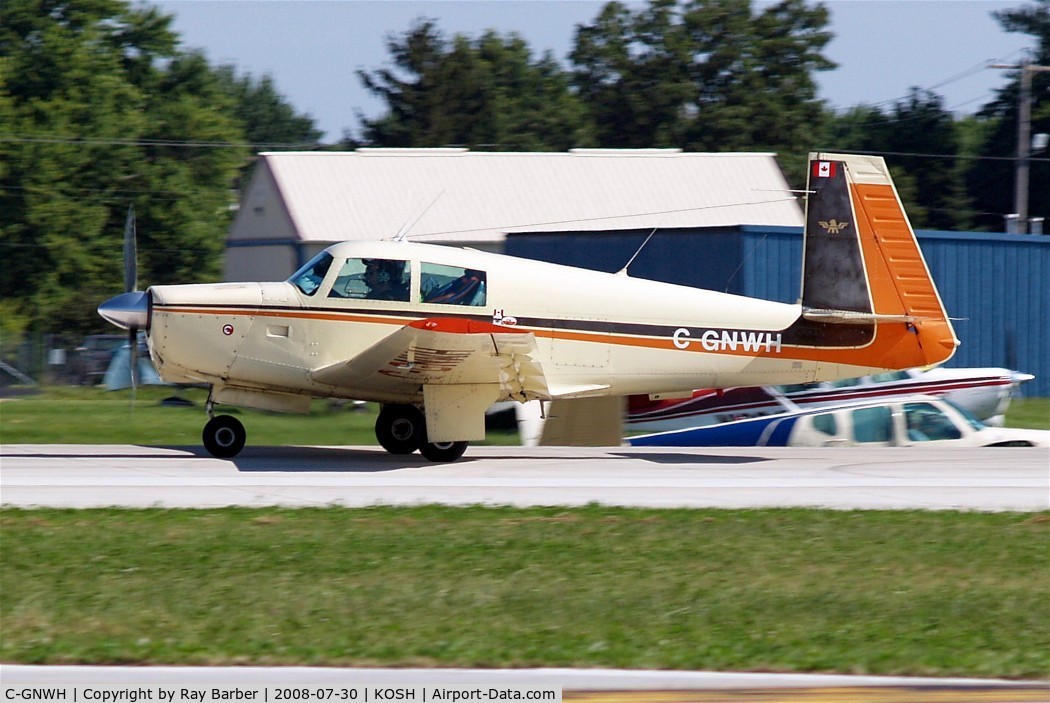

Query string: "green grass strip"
[[0, 388, 1045, 445], [0, 387, 518, 445], [2, 506, 1047, 677]]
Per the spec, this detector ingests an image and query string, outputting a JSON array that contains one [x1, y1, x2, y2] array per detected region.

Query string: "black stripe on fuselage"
[[152, 302, 874, 350]]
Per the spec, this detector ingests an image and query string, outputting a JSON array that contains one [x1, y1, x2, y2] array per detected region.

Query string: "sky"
[[151, 0, 1037, 143]]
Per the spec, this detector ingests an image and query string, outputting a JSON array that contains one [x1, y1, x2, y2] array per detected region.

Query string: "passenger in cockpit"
[[424, 269, 486, 305]]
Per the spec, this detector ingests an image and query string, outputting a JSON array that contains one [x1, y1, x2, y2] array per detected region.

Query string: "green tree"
[[572, 1, 692, 149], [571, 0, 835, 181], [823, 91, 971, 230], [0, 0, 246, 338], [819, 104, 927, 225], [968, 0, 1049, 231], [888, 91, 974, 230], [132, 50, 246, 285], [215, 66, 323, 149], [357, 20, 592, 150]]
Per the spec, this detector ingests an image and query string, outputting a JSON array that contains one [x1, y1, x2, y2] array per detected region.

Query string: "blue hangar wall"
[[504, 227, 1050, 397]]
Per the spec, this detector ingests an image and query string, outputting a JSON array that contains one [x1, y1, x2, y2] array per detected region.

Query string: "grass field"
[[1002, 397, 1050, 430], [2, 389, 1048, 677], [0, 386, 518, 445], [1, 386, 1047, 445], [2, 506, 1048, 676]]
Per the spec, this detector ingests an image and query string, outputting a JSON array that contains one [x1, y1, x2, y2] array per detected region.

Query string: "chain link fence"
[[1, 333, 126, 388]]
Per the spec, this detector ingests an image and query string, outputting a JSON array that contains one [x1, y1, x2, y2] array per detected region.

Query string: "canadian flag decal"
[[813, 161, 837, 178]]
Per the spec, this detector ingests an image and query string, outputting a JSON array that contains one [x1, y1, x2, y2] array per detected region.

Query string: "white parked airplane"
[[98, 152, 959, 460], [628, 395, 1049, 449], [626, 366, 1034, 432]]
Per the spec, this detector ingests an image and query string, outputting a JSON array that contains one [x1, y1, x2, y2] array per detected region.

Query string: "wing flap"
[[309, 317, 550, 402]]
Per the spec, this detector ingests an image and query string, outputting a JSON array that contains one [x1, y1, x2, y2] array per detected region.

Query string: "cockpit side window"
[[420, 263, 486, 306], [288, 252, 334, 296], [850, 405, 892, 443], [329, 258, 411, 302], [870, 371, 909, 383]]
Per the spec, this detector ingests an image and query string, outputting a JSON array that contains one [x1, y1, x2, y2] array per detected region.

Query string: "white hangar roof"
[[232, 148, 803, 246]]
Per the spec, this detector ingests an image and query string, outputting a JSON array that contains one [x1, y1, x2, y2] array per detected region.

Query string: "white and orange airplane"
[[98, 152, 959, 461]]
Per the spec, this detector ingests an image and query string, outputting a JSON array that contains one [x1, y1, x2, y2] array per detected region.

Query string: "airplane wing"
[[309, 317, 550, 403]]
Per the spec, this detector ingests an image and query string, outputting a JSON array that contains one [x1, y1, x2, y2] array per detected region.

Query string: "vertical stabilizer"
[[801, 158, 870, 313], [794, 153, 958, 369]]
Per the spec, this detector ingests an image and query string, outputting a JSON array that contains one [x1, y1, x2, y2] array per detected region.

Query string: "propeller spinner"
[[97, 290, 149, 330]]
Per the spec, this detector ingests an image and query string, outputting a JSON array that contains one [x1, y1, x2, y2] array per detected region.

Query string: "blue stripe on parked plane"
[[629, 413, 799, 447]]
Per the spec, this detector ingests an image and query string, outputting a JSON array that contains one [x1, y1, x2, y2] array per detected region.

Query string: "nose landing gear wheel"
[[203, 415, 246, 458], [375, 404, 424, 454]]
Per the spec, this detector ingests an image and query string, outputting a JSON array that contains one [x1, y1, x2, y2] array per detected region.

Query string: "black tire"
[[202, 414, 246, 458], [375, 404, 424, 454], [419, 439, 469, 463]]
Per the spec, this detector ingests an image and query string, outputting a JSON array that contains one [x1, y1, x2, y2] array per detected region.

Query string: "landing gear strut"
[[375, 403, 469, 462]]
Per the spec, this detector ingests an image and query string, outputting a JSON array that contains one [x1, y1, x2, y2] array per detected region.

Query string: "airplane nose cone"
[[98, 290, 149, 329]]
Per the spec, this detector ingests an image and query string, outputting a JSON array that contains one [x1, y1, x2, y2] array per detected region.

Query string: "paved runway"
[[4, 444, 1048, 699], [2, 665, 1048, 702], [2, 443, 1047, 511], [4, 659, 1048, 703]]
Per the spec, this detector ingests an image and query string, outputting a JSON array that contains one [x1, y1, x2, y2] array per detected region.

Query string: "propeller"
[[123, 205, 138, 390], [97, 205, 149, 389], [122, 203, 137, 390], [124, 204, 137, 294]]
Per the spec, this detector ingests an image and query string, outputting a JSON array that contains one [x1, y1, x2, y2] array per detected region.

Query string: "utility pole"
[[991, 60, 1050, 234]]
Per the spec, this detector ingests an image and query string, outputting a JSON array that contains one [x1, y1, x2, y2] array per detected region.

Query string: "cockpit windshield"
[[288, 252, 334, 296]]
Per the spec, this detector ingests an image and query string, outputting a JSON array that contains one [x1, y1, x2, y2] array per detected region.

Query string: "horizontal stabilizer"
[[802, 308, 916, 325], [545, 382, 612, 399]]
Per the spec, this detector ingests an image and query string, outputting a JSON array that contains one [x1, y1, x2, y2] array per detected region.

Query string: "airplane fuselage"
[[146, 239, 894, 412]]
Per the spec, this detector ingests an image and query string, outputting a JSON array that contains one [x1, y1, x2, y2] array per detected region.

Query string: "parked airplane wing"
[[310, 317, 549, 403]]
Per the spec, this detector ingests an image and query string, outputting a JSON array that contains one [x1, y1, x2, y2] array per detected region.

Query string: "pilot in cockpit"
[[363, 259, 409, 301]]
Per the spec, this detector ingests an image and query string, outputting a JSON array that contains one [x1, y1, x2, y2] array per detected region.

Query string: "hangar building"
[[227, 149, 1049, 396], [226, 148, 803, 283]]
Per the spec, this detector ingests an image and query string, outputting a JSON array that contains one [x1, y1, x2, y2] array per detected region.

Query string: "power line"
[[402, 197, 802, 240], [0, 183, 223, 197], [818, 149, 1049, 164], [824, 48, 1028, 116], [0, 134, 322, 150], [830, 91, 998, 129]]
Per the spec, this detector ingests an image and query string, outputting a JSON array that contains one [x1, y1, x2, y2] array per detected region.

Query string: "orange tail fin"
[[790, 153, 958, 370]]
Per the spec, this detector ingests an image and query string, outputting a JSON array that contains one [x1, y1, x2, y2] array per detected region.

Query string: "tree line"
[[2, 0, 1047, 342]]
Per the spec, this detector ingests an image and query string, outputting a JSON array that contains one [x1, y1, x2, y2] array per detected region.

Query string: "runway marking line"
[[565, 686, 1050, 703]]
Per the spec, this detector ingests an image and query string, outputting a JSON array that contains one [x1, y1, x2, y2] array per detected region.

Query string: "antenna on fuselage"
[[392, 189, 446, 242], [616, 227, 658, 277], [753, 187, 814, 209]]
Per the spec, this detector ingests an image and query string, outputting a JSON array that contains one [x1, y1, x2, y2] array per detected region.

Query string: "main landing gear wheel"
[[420, 421, 469, 462], [419, 440, 469, 463], [375, 404, 424, 454], [203, 414, 246, 458]]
